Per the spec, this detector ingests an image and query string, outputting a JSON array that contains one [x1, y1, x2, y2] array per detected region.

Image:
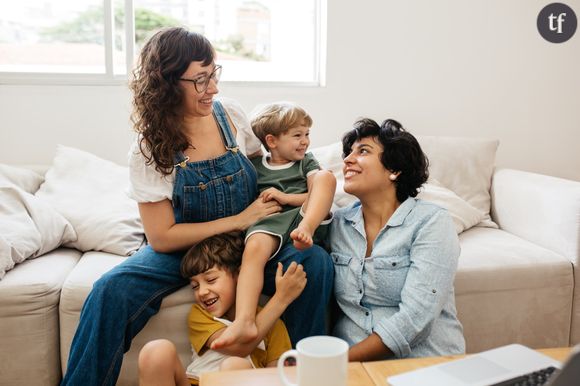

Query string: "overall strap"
[[173, 151, 189, 169], [212, 100, 239, 151]]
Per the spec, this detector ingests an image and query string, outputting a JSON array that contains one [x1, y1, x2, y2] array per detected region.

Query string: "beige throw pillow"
[[416, 135, 499, 226]]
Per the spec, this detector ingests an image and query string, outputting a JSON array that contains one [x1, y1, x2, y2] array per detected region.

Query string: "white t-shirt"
[[127, 97, 262, 203]]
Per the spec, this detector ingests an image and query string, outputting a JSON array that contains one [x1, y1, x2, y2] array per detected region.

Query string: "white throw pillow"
[[0, 178, 76, 279], [416, 135, 499, 227], [417, 179, 484, 234], [35, 145, 145, 255], [0, 164, 44, 194]]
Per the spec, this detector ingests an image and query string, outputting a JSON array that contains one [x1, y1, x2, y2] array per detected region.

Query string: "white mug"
[[277, 335, 349, 386]]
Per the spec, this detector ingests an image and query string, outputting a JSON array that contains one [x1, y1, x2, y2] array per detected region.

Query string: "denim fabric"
[[262, 244, 334, 346], [329, 197, 465, 359], [62, 101, 334, 386]]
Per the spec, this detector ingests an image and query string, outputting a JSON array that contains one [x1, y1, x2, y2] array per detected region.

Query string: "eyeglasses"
[[179, 65, 222, 93]]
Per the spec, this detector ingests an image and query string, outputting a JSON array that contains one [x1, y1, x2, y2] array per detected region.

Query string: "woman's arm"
[[139, 198, 281, 253], [371, 209, 460, 358], [348, 333, 393, 362], [207, 262, 306, 357]]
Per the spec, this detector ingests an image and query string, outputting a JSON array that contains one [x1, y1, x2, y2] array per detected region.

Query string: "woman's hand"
[[234, 196, 282, 230], [273, 262, 307, 307]]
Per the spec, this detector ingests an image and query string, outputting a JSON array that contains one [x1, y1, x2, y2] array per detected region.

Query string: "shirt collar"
[[343, 197, 416, 228], [387, 197, 416, 227]]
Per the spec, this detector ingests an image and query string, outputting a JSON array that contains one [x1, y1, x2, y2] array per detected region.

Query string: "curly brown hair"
[[129, 27, 214, 175]]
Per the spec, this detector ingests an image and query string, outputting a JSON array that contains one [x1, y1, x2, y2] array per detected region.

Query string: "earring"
[[389, 174, 397, 181]]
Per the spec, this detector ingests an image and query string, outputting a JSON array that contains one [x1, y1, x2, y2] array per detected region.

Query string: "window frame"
[[0, 0, 326, 87]]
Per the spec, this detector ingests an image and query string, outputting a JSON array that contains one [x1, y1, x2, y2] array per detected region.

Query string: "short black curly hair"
[[341, 118, 429, 203]]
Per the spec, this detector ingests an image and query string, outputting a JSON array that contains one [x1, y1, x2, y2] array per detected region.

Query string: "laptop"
[[387, 344, 580, 386]]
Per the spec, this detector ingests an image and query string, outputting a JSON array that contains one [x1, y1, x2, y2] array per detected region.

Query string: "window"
[[0, 0, 325, 85]]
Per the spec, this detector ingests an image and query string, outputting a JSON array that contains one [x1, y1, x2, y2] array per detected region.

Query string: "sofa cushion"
[[0, 248, 81, 386], [59, 251, 195, 386], [35, 145, 145, 256], [455, 227, 573, 352]]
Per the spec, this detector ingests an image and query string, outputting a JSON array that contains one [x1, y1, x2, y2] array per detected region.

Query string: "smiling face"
[[190, 266, 237, 320], [267, 125, 311, 164], [342, 136, 394, 199], [179, 61, 220, 118]]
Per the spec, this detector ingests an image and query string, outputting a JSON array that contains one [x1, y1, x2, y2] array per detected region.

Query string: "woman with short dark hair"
[[330, 118, 465, 361]]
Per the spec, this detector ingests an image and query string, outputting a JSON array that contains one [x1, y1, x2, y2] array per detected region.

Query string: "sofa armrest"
[[491, 168, 580, 265]]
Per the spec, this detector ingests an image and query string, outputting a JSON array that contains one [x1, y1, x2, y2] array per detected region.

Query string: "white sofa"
[[1, 137, 579, 386]]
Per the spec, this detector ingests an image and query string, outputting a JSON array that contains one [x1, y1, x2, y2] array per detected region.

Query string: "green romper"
[[246, 152, 331, 257]]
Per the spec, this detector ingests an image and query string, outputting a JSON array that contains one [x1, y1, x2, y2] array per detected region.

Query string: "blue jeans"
[[60, 243, 333, 385], [263, 243, 334, 347]]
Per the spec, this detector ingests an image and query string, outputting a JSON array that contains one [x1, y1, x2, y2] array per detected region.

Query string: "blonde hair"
[[251, 102, 313, 151]]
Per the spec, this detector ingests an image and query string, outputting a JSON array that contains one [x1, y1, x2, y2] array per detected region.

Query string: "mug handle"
[[277, 349, 298, 386]]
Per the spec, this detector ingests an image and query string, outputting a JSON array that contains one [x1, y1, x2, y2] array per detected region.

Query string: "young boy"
[[212, 102, 336, 349], [138, 232, 306, 386]]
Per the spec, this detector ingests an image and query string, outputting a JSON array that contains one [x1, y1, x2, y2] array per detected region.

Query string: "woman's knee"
[[139, 339, 178, 371], [300, 245, 333, 272]]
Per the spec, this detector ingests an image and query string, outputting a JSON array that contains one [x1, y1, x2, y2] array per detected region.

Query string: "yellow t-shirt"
[[187, 304, 291, 384]]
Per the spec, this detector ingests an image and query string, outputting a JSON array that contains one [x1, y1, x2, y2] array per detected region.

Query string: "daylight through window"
[[0, 0, 324, 84]]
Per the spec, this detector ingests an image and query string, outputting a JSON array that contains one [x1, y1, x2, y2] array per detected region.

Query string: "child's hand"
[[259, 188, 288, 205], [274, 262, 307, 306]]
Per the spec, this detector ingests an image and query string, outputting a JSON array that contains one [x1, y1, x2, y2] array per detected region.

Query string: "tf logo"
[[537, 3, 577, 43]]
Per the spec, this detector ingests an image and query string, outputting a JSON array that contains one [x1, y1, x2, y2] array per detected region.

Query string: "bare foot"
[[290, 224, 314, 250], [211, 320, 258, 350]]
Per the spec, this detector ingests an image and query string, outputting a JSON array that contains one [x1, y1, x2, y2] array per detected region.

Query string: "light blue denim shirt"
[[329, 197, 465, 358]]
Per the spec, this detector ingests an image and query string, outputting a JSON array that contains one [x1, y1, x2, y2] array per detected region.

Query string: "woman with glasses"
[[61, 27, 334, 386]]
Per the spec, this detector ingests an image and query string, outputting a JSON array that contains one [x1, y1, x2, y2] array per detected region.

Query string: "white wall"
[[1, 0, 579, 180]]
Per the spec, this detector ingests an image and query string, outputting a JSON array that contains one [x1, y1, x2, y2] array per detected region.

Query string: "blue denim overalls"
[[173, 101, 257, 224], [61, 101, 334, 386]]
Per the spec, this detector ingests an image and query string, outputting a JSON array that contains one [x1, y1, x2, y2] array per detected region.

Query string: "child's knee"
[[314, 169, 336, 186], [139, 339, 177, 370], [244, 234, 279, 258], [220, 356, 253, 371]]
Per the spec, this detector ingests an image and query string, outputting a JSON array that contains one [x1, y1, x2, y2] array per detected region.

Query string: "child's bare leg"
[[211, 233, 278, 349], [219, 356, 253, 371], [139, 339, 190, 386], [291, 170, 336, 249]]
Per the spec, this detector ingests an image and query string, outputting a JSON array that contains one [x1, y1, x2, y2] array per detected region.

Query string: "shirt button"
[[360, 261, 363, 266], [359, 289, 362, 294], [226, 175, 233, 183], [365, 311, 369, 316], [432, 289, 437, 294], [392, 262, 397, 267]]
